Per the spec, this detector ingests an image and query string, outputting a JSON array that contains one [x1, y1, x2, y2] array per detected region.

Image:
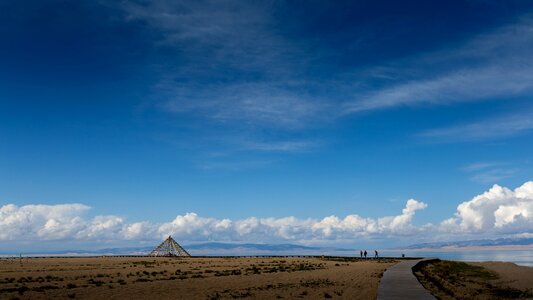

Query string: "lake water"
[[371, 250, 533, 267], [190, 248, 533, 267], [279, 249, 533, 267]]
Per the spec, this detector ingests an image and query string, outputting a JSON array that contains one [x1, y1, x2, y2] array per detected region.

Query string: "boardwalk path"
[[377, 258, 436, 300]]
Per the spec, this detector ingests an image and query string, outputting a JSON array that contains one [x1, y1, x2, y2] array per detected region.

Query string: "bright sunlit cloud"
[[2, 182, 532, 246]]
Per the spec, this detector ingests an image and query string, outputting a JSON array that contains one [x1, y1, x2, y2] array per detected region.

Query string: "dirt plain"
[[414, 259, 533, 300], [0, 256, 395, 300]]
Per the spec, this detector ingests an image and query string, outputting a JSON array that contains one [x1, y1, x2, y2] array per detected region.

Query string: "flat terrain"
[[0, 257, 395, 299], [414, 260, 533, 299]]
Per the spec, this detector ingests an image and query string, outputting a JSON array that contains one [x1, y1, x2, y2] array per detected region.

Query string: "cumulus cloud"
[[312, 199, 427, 238], [441, 181, 533, 234], [0, 204, 89, 241], [0, 199, 428, 243], [2, 182, 532, 245]]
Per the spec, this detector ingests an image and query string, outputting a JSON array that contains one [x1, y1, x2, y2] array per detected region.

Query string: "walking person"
[[374, 250, 378, 258], [364, 250, 367, 259], [360, 250, 363, 258]]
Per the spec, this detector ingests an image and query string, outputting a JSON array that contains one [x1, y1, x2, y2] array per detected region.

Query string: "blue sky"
[[1, 0, 533, 250]]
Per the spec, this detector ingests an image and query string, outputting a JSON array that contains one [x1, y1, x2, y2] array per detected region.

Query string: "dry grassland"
[[0, 257, 395, 299], [414, 259, 533, 300]]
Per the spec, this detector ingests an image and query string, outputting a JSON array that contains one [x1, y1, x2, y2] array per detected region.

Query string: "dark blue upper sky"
[[1, 0, 533, 247]]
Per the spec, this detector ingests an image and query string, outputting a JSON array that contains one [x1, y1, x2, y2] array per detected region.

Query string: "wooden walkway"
[[377, 258, 436, 300]]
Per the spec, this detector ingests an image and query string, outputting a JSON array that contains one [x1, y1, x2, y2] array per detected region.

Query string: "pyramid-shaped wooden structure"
[[148, 236, 191, 257]]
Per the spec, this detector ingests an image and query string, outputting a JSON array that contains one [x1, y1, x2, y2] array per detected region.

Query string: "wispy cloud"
[[344, 17, 533, 113], [461, 162, 502, 172], [193, 139, 317, 170], [461, 161, 519, 184], [197, 159, 274, 171], [344, 66, 533, 113], [122, 2, 533, 153], [419, 110, 533, 142], [157, 81, 327, 129], [241, 140, 319, 152], [124, 0, 324, 128], [142, 7, 533, 123], [469, 168, 519, 184]]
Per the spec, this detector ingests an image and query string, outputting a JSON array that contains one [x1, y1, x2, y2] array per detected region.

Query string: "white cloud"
[[0, 199, 428, 243], [78, 216, 125, 240], [441, 181, 533, 234], [312, 199, 428, 238], [0, 204, 89, 241], [2, 182, 532, 245], [122, 222, 154, 240]]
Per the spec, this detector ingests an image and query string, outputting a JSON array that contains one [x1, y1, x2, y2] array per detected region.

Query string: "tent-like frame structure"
[[148, 236, 191, 257]]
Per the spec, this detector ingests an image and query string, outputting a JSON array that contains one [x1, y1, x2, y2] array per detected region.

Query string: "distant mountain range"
[[189, 242, 323, 251], [405, 238, 533, 249], [5, 238, 530, 257], [1, 243, 354, 256]]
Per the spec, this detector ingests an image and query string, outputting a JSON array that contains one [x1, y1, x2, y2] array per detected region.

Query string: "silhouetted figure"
[[374, 250, 378, 258], [402, 254, 405, 258], [360, 250, 363, 258], [364, 250, 367, 258]]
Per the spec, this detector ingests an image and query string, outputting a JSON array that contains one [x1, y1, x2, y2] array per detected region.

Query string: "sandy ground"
[[473, 262, 533, 292], [0, 257, 395, 299]]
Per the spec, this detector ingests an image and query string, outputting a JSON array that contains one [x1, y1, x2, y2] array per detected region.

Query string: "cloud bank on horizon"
[[1, 182, 532, 246]]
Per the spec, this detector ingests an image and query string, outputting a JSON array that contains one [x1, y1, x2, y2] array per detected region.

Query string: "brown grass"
[[414, 260, 533, 300], [0, 257, 394, 299]]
